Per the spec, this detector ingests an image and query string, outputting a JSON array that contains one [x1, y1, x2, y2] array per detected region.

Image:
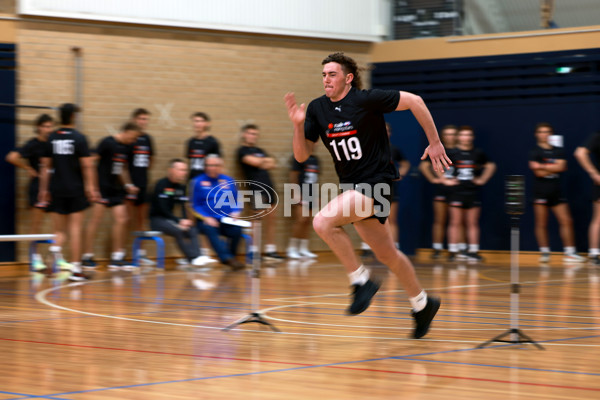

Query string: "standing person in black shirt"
[[237, 124, 284, 261], [530, 123, 584, 263], [186, 112, 221, 261], [286, 154, 320, 259], [574, 129, 600, 264], [82, 122, 141, 269], [186, 112, 221, 181], [419, 125, 461, 259], [284, 52, 451, 339], [446, 126, 496, 262], [5, 114, 55, 271], [39, 104, 98, 281], [127, 108, 155, 264], [149, 159, 205, 266]]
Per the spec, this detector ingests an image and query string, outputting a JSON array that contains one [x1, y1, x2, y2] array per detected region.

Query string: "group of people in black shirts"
[[420, 122, 600, 265], [6, 105, 329, 281]]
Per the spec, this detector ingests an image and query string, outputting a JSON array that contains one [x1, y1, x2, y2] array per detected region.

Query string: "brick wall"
[[13, 19, 371, 260]]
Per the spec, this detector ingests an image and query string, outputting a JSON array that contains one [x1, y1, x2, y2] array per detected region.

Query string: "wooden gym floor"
[[1, 252, 599, 399]]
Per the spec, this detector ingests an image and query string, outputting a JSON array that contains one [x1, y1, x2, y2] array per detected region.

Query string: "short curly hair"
[[322, 52, 362, 90]]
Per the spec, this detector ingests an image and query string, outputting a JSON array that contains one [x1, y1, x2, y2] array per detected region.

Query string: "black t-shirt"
[[18, 137, 46, 174], [43, 128, 91, 197], [529, 145, 564, 190], [96, 136, 130, 192], [237, 145, 274, 187], [128, 133, 154, 188], [304, 87, 400, 184], [149, 177, 188, 222], [442, 147, 458, 180], [452, 147, 490, 191], [291, 155, 320, 185], [186, 135, 221, 180]]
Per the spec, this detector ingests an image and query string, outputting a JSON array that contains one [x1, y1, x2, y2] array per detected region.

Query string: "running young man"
[[284, 52, 450, 339]]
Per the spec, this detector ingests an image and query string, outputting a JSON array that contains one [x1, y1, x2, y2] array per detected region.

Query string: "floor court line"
[[34, 279, 600, 342], [5, 336, 600, 399]]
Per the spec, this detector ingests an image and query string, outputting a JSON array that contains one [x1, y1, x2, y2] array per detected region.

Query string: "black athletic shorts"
[[98, 186, 126, 208], [48, 195, 89, 215], [433, 184, 453, 203], [532, 186, 566, 207], [351, 181, 393, 225], [448, 191, 481, 209], [126, 186, 149, 206], [250, 185, 277, 210]]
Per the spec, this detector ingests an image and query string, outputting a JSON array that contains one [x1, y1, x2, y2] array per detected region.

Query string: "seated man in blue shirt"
[[190, 155, 245, 271]]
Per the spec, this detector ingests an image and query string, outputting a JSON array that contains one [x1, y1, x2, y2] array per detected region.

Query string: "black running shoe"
[[347, 279, 380, 315], [411, 296, 441, 339], [430, 250, 442, 260], [82, 258, 97, 269], [263, 252, 285, 261], [594, 255, 600, 266], [466, 252, 484, 262], [447, 252, 457, 262]]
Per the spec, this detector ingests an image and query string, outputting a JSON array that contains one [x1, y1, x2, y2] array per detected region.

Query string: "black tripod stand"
[[478, 176, 543, 349], [223, 219, 280, 332]]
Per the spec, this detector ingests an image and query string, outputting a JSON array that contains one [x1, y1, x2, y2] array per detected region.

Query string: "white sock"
[[138, 248, 147, 257], [82, 253, 94, 260], [111, 251, 124, 260], [564, 246, 576, 255], [288, 237, 299, 250], [540, 247, 550, 254], [265, 244, 277, 253], [458, 243, 467, 252], [33, 253, 42, 262], [299, 239, 310, 252], [49, 245, 61, 253], [348, 265, 369, 286], [249, 245, 258, 253], [71, 261, 81, 272], [201, 248, 211, 256], [589, 248, 600, 257], [448, 243, 458, 253], [433, 243, 443, 250], [409, 290, 428, 312], [360, 242, 371, 250], [468, 244, 479, 253]]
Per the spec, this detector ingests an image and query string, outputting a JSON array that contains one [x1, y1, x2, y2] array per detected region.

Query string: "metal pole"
[[251, 219, 261, 311], [510, 219, 520, 342]]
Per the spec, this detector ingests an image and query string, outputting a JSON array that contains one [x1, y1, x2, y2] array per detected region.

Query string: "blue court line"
[[0, 390, 70, 400], [7, 333, 600, 399]]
